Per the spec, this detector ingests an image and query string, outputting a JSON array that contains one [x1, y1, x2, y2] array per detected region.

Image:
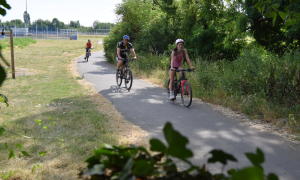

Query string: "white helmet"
[[175, 39, 184, 45]]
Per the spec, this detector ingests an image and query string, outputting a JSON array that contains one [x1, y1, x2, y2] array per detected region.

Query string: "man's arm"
[[130, 48, 137, 59], [117, 48, 122, 59]]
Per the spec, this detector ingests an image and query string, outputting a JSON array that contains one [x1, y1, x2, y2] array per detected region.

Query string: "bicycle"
[[168, 68, 194, 107], [84, 48, 91, 62], [116, 58, 134, 91]]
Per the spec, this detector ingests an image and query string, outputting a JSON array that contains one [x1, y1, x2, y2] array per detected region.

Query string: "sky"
[[0, 0, 122, 26]]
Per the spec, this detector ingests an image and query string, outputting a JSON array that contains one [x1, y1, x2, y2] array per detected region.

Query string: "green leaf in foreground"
[[163, 122, 193, 159], [230, 166, 264, 180], [150, 138, 167, 153], [119, 158, 134, 180], [133, 159, 155, 177], [245, 148, 265, 167], [267, 173, 279, 180], [208, 149, 238, 165]]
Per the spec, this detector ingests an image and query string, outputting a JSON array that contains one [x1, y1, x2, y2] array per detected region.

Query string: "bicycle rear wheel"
[[181, 81, 192, 107], [124, 69, 133, 91], [116, 69, 122, 87]]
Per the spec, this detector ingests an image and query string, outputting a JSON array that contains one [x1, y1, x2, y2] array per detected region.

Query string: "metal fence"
[[0, 27, 109, 40], [78, 29, 110, 36]]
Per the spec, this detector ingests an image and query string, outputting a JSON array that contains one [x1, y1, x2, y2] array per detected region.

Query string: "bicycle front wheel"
[[124, 69, 133, 91], [181, 81, 192, 107], [116, 69, 122, 87]]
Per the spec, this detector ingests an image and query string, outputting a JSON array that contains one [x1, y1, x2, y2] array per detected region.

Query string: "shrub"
[[80, 122, 279, 180]]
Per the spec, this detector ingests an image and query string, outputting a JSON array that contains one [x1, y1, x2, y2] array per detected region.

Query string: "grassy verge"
[[0, 37, 118, 180]]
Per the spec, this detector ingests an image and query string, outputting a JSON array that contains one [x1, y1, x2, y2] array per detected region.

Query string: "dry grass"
[[0, 36, 147, 180]]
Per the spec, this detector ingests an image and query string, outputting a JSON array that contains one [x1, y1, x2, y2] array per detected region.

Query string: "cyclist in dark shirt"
[[116, 35, 137, 70]]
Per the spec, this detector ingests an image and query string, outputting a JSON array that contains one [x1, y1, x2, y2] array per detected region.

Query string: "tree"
[[0, 19, 24, 28], [240, 0, 300, 54], [69, 20, 80, 28], [92, 20, 114, 30], [51, 18, 65, 30], [106, 0, 246, 59]]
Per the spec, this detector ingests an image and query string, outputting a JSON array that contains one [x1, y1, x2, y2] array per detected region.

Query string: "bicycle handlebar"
[[119, 57, 136, 61], [171, 68, 195, 72]]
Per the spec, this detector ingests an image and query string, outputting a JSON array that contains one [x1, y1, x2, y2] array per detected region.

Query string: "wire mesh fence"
[[0, 27, 109, 40]]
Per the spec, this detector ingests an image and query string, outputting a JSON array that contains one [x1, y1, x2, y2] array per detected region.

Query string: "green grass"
[[0, 38, 37, 49], [0, 37, 118, 180]]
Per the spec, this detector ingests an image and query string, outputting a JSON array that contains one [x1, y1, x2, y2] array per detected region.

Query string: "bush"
[[80, 122, 279, 180]]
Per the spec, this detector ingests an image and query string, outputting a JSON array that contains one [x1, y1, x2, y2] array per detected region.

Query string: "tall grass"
[[189, 47, 300, 124]]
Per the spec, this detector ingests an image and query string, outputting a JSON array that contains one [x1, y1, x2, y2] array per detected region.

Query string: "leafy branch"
[[80, 122, 279, 180]]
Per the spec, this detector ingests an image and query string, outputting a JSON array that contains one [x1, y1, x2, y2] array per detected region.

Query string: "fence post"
[[9, 29, 15, 79]]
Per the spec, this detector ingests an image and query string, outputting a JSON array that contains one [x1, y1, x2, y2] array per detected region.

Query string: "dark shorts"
[[116, 56, 128, 63]]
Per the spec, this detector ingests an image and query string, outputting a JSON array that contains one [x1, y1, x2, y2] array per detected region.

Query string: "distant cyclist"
[[169, 39, 194, 100], [84, 39, 92, 60], [116, 35, 137, 70]]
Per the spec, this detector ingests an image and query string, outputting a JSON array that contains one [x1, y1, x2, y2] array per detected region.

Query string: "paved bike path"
[[76, 51, 300, 180]]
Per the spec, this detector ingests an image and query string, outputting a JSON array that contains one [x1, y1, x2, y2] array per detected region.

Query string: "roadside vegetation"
[[0, 36, 120, 180], [104, 0, 300, 133]]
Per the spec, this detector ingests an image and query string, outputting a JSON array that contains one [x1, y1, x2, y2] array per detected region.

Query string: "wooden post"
[[9, 29, 15, 79]]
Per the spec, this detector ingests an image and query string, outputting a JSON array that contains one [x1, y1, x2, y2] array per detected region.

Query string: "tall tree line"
[[105, 0, 300, 59]]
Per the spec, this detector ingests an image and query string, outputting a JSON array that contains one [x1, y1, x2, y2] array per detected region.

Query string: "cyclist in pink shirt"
[[169, 39, 194, 100]]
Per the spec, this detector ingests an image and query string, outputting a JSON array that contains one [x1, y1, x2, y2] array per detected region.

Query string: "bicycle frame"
[[168, 68, 194, 107], [116, 57, 134, 91], [120, 58, 132, 73], [173, 70, 188, 93]]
